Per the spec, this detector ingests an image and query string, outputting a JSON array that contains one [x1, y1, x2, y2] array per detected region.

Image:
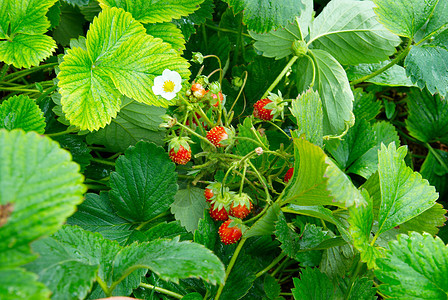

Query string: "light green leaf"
[[110, 141, 178, 223], [58, 7, 190, 131], [282, 205, 351, 243], [115, 239, 225, 285], [346, 61, 416, 87], [405, 88, 448, 144], [224, 0, 306, 33], [292, 268, 343, 299], [373, 0, 438, 38], [0, 130, 85, 268], [310, 0, 400, 65], [0, 0, 57, 68], [347, 121, 400, 179], [295, 49, 353, 135], [170, 187, 208, 233], [348, 189, 386, 269], [405, 37, 448, 98], [0, 268, 51, 300], [86, 98, 167, 152], [67, 192, 133, 233], [244, 203, 281, 238], [250, 22, 302, 60], [0, 95, 46, 134], [290, 89, 323, 147], [376, 232, 448, 299], [144, 22, 186, 53], [98, 0, 205, 23], [377, 143, 439, 236]]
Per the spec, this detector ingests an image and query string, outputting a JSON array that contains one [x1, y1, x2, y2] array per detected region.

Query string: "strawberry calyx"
[[204, 181, 224, 202], [210, 190, 234, 213], [254, 90, 288, 120], [167, 136, 192, 154]]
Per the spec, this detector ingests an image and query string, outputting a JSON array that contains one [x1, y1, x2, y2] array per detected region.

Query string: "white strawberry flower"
[[152, 69, 182, 101]]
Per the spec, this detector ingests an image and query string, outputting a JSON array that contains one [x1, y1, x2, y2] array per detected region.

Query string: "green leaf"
[[194, 210, 218, 250], [62, 0, 90, 6], [352, 89, 381, 122], [282, 205, 351, 243], [98, 0, 205, 23], [115, 239, 225, 285], [399, 203, 446, 236], [235, 117, 268, 168], [320, 244, 355, 279], [245, 203, 281, 238], [0, 130, 85, 268], [275, 212, 301, 259], [171, 187, 208, 233], [375, 232, 448, 299], [295, 49, 353, 135], [47, 1, 61, 30], [421, 149, 448, 198], [373, 0, 438, 38], [86, 98, 167, 152], [310, 0, 401, 65], [110, 141, 178, 222], [0, 95, 46, 134], [52, 2, 87, 46], [57, 7, 190, 131], [347, 121, 400, 179], [144, 221, 192, 242], [67, 192, 133, 233], [348, 189, 386, 269], [343, 277, 377, 300], [346, 61, 416, 87], [250, 22, 302, 60], [405, 88, 448, 144], [144, 22, 186, 53], [377, 143, 439, 236], [404, 38, 448, 98], [264, 274, 281, 299], [51, 134, 92, 171], [223, 0, 305, 33], [291, 89, 323, 147], [173, 0, 215, 40], [0, 0, 57, 68], [421, 0, 448, 40], [292, 268, 343, 299], [0, 268, 51, 300]]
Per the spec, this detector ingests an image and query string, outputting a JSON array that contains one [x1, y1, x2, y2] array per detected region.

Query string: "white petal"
[[153, 75, 165, 87], [152, 84, 163, 95], [162, 69, 172, 78], [161, 91, 176, 101]]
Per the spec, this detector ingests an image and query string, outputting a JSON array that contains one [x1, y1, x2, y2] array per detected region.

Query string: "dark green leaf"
[[405, 88, 448, 144], [194, 210, 218, 250], [376, 232, 448, 299], [346, 62, 415, 87], [51, 134, 92, 171], [264, 275, 281, 299], [144, 221, 192, 242], [245, 203, 281, 238], [320, 244, 355, 279], [344, 277, 377, 300], [52, 2, 86, 46], [0, 95, 46, 134], [421, 149, 448, 198], [0, 130, 85, 268], [110, 141, 178, 222], [171, 187, 208, 233], [0, 268, 51, 300], [235, 117, 268, 168], [292, 268, 343, 299], [47, 1, 61, 30]]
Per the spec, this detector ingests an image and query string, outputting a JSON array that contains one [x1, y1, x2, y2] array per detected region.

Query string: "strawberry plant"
[[1, 0, 448, 299]]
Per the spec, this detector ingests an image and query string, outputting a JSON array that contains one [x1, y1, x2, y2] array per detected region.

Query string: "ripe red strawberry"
[[229, 193, 253, 219], [204, 182, 223, 203], [253, 98, 273, 121], [219, 220, 242, 245], [204, 188, 214, 202], [284, 167, 294, 183], [206, 126, 231, 147], [209, 202, 229, 221], [168, 137, 192, 165]]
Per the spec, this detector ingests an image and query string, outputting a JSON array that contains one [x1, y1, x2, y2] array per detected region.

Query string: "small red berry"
[[253, 98, 273, 121], [284, 167, 294, 183], [208, 90, 224, 107], [209, 203, 229, 221], [218, 220, 242, 245], [230, 201, 253, 219], [169, 144, 191, 165], [204, 188, 214, 202], [206, 126, 229, 147], [191, 83, 203, 92]]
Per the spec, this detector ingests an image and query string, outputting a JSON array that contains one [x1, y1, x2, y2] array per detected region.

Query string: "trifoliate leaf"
[[405, 88, 448, 144], [67, 192, 133, 233], [144, 22, 186, 53], [348, 189, 386, 269], [295, 49, 354, 135], [0, 268, 51, 300], [0, 0, 57, 68], [86, 97, 167, 152], [98, 0, 205, 23], [346, 61, 416, 87], [405, 36, 448, 98], [291, 89, 323, 147], [58, 7, 190, 131], [310, 0, 401, 65], [376, 232, 448, 299], [377, 143, 439, 236], [0, 95, 46, 134], [224, 0, 305, 33], [171, 187, 208, 233], [373, 0, 438, 39], [110, 141, 178, 223], [292, 268, 343, 299], [0, 130, 85, 268]]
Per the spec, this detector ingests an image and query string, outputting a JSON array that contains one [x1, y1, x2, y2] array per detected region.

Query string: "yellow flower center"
[[163, 80, 175, 93]]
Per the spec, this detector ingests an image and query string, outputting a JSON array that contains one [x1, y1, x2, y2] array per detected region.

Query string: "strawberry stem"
[[139, 283, 183, 299], [261, 55, 299, 100]]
